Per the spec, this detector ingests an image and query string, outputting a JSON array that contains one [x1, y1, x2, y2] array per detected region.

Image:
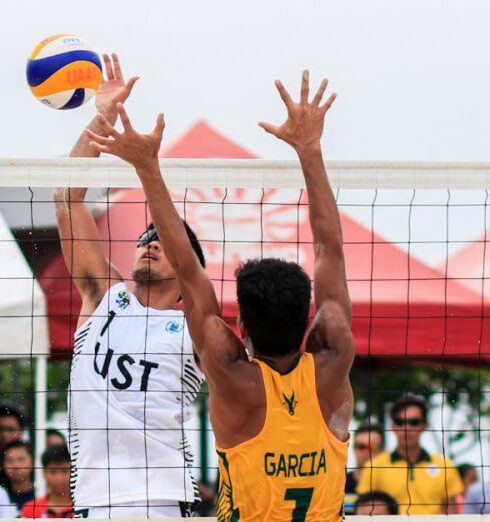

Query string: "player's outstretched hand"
[[96, 53, 139, 116], [86, 103, 164, 171], [259, 70, 336, 153]]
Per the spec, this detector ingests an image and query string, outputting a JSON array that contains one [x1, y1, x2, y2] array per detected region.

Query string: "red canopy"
[[38, 122, 490, 358]]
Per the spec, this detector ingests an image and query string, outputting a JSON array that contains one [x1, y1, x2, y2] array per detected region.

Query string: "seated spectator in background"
[[458, 463, 478, 494], [0, 406, 25, 449], [357, 394, 463, 514], [21, 445, 73, 519], [344, 420, 383, 514], [0, 485, 17, 518], [457, 463, 478, 513], [354, 490, 399, 515], [464, 474, 490, 514], [0, 440, 35, 510], [46, 429, 66, 447]]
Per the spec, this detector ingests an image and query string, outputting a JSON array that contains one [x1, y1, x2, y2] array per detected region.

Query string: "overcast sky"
[[2, 0, 490, 161]]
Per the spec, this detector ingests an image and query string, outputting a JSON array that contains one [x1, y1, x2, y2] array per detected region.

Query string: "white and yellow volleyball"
[[26, 34, 102, 110]]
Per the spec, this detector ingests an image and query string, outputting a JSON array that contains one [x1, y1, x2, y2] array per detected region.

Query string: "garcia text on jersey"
[[264, 449, 327, 478]]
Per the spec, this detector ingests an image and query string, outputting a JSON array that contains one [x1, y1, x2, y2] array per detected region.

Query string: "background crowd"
[[0, 395, 488, 518]]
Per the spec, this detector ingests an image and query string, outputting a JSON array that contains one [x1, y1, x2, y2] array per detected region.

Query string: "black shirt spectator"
[[0, 440, 35, 510]]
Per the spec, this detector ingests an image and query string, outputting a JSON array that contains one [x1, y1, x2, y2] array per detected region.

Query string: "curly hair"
[[236, 258, 311, 356]]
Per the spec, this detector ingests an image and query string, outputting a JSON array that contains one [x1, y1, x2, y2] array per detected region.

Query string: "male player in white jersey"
[[54, 55, 204, 518], [87, 71, 354, 521]]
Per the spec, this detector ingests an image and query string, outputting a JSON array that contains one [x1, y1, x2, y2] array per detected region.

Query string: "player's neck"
[[254, 351, 302, 374], [133, 281, 180, 310]]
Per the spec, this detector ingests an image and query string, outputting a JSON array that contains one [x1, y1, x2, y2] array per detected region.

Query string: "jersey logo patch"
[[427, 465, 440, 477], [282, 391, 298, 416], [166, 320, 184, 333], [115, 290, 130, 309]]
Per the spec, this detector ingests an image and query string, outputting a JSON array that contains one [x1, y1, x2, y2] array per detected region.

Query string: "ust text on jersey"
[[92, 311, 159, 391]]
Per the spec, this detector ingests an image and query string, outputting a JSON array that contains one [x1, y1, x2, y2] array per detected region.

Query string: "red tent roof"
[[38, 122, 490, 358], [441, 233, 490, 298], [160, 120, 256, 159]]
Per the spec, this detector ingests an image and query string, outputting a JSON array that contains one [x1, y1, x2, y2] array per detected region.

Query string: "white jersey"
[[68, 282, 203, 509]]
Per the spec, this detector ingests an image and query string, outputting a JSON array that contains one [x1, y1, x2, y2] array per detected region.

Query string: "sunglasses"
[[354, 443, 374, 451], [137, 228, 159, 247], [393, 417, 424, 427]]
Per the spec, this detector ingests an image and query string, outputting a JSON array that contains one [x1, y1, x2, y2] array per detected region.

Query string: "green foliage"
[[0, 358, 70, 423]]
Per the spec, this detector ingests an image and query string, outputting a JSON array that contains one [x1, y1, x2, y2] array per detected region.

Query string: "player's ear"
[[237, 316, 248, 340]]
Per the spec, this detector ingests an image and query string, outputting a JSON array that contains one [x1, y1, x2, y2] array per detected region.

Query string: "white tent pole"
[[35, 354, 47, 494]]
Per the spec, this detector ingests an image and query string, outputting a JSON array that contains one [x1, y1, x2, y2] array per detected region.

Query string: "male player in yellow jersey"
[[87, 70, 355, 522]]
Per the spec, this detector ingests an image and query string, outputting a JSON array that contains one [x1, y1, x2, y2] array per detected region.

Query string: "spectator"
[[21, 444, 73, 519], [0, 440, 35, 510], [354, 490, 399, 515], [464, 473, 490, 514], [457, 463, 478, 513], [344, 420, 383, 514], [357, 394, 463, 514], [0, 485, 17, 518], [46, 429, 66, 447], [458, 463, 478, 494], [0, 406, 25, 449]]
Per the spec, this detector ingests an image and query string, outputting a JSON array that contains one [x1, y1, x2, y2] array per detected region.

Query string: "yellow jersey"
[[357, 449, 464, 514], [216, 352, 348, 522]]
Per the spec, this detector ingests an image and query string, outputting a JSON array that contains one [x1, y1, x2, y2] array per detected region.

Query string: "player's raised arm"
[[54, 55, 137, 320], [86, 104, 247, 369], [259, 71, 354, 376]]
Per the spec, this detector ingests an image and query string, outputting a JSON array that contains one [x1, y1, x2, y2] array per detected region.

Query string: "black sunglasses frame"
[[393, 417, 424, 427], [136, 228, 159, 247]]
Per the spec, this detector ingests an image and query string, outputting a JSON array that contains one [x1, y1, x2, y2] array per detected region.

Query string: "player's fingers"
[[85, 129, 113, 146], [89, 141, 111, 154], [312, 79, 328, 107], [112, 53, 124, 80], [274, 80, 294, 112], [258, 121, 279, 136], [96, 113, 120, 138], [300, 70, 310, 105], [124, 76, 140, 96], [152, 113, 165, 139], [320, 92, 337, 113], [103, 54, 114, 81], [117, 102, 134, 133]]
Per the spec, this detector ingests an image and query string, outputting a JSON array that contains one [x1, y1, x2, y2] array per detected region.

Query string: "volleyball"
[[26, 34, 102, 110]]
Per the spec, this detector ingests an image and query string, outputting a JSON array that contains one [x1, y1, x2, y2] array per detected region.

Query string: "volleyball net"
[[0, 158, 489, 518]]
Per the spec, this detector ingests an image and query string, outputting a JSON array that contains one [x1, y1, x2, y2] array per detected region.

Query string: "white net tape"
[[2, 158, 490, 189]]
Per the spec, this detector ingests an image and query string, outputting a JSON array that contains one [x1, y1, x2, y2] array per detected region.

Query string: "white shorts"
[[74, 499, 194, 518]]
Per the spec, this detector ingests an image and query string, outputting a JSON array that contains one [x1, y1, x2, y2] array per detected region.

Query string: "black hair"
[[0, 440, 34, 491], [0, 405, 25, 430], [41, 444, 70, 468], [46, 429, 66, 443], [355, 491, 399, 515], [235, 258, 311, 356], [355, 420, 384, 440], [390, 394, 427, 423], [141, 222, 206, 268], [458, 463, 477, 482]]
